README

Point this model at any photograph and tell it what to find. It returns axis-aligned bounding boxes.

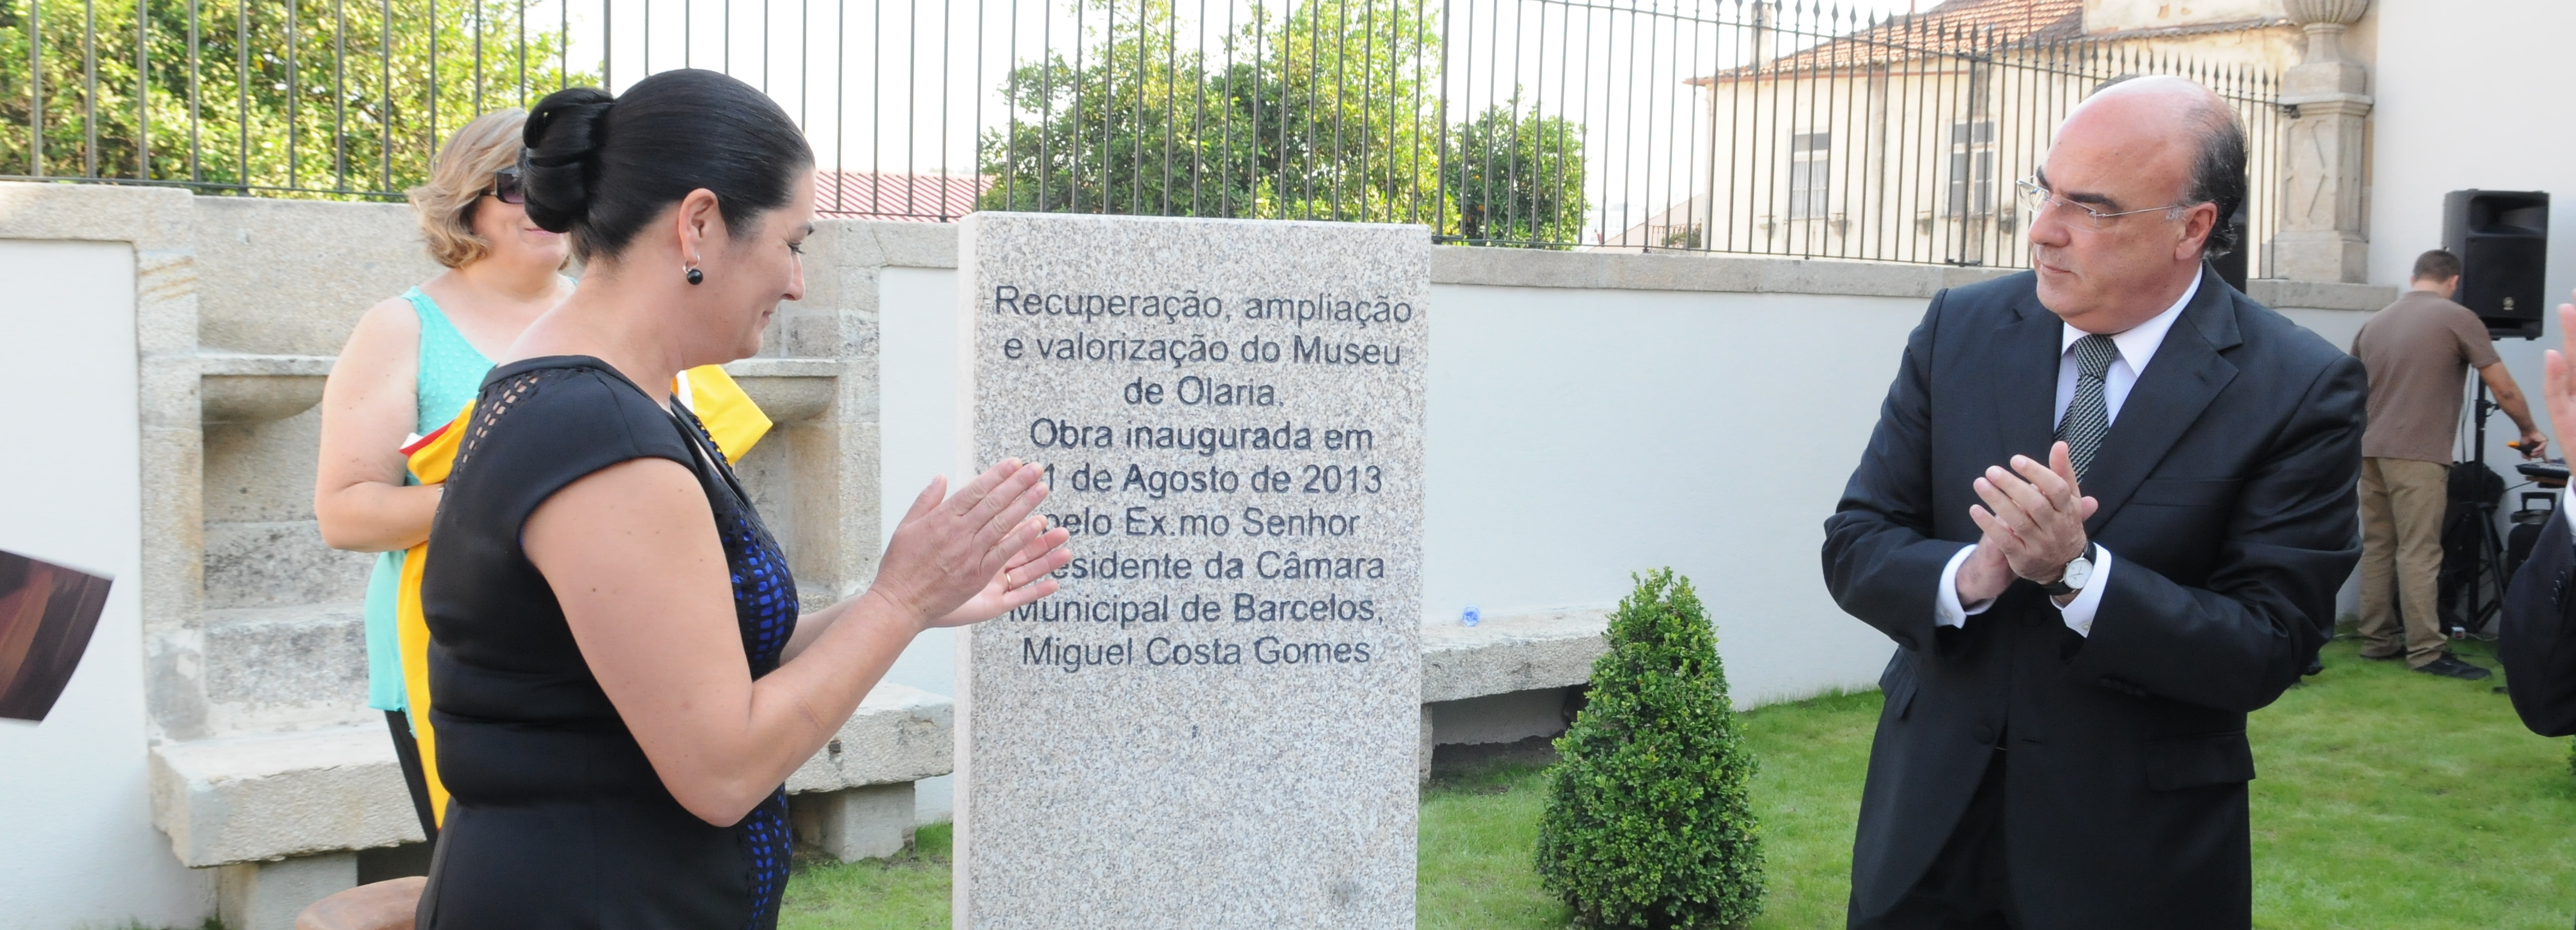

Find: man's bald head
[2062,75,2248,257]
[2026,75,2245,333]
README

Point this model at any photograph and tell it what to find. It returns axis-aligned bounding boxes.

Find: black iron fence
[1,0,2283,269]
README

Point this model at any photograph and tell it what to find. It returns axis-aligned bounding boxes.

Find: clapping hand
[868,459,1073,632]
[2543,298,2576,461]
[1969,442,2100,596]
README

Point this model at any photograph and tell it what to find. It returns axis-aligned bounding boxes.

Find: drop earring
[684,265,704,285]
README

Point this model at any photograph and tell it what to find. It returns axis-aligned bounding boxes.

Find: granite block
[199,602,373,734]
[957,212,1428,929]
[1419,607,1611,702]
[2247,276,2398,312]
[192,198,436,355]
[789,783,917,862]
[783,683,957,792]
[151,725,424,867]
[202,409,327,524]
[203,519,373,608]
[217,851,359,930]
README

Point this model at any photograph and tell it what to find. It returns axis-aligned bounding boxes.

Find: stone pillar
[2274,0,2373,284]
[790,783,917,861]
[215,852,358,930]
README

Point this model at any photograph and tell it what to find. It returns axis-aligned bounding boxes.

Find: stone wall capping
[0,180,196,245]
[198,600,364,627]
[186,351,843,424]
[200,353,335,424]
[2248,277,2397,312]
[199,353,337,376]
[721,356,843,378]
[1429,245,2019,298]
[781,683,956,793]
[719,356,842,423]
[826,219,962,269]
[1421,607,1611,704]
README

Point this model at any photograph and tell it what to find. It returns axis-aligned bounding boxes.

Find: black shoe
[2357,650,2404,662]
[2412,656,2494,680]
[2303,655,2325,676]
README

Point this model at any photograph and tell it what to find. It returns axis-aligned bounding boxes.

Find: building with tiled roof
[1603,0,2306,272]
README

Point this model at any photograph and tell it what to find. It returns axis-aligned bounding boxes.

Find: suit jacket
[2502,509,2576,736]
[1820,265,2365,929]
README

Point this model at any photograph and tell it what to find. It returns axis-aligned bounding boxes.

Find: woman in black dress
[414,70,1070,928]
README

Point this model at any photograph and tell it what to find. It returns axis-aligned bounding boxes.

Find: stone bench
[151,683,954,930]
[1417,607,1610,781]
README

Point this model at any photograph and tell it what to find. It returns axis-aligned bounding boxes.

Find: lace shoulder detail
[439,358,697,531]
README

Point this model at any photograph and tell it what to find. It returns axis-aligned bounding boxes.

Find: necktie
[2058,334,2117,482]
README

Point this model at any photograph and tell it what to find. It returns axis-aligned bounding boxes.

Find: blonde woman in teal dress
[314,108,571,836]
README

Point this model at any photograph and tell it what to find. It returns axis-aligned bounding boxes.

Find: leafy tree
[1444,98,1584,244]
[1538,568,1765,929]
[0,0,589,197]
[976,0,1584,246]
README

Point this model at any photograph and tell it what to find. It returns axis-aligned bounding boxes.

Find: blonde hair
[408,109,530,268]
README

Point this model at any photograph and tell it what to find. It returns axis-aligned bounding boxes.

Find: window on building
[1789,131,1831,220]
[1947,121,1995,217]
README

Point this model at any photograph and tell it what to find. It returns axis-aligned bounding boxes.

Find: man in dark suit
[2503,301,2576,740]
[1820,75,2367,929]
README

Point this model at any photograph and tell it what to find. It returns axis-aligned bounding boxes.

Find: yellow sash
[394,365,772,825]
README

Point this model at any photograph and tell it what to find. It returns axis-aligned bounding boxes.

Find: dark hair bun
[509,71,812,261]
[520,87,615,234]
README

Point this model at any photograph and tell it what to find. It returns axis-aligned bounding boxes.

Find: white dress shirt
[1933,274,2202,636]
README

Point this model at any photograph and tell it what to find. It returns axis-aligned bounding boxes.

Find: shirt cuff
[2052,546,2115,637]
[1935,545,1996,628]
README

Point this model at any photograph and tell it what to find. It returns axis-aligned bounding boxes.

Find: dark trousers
[1858,749,2019,930]
[386,709,440,842]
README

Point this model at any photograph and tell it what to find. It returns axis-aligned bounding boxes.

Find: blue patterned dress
[680,400,799,923]
[415,356,798,929]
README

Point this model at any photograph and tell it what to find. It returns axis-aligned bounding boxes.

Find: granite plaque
[955,212,1428,928]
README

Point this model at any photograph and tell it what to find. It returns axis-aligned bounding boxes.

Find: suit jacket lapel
[1990,293,2064,468]
[2082,265,2244,535]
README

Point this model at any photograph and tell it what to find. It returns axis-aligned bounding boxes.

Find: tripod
[2442,379,2512,638]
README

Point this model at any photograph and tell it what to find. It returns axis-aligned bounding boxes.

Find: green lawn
[781,637,2576,929]
[780,822,955,930]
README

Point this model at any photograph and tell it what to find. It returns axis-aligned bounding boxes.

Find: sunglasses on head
[486,166,526,205]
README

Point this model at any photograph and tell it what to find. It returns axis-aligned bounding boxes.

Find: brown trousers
[2357,457,2451,668]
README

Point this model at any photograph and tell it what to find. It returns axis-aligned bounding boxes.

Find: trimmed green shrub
[1536,568,1764,928]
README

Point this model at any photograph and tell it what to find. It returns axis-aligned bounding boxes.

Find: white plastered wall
[0,240,213,928]
[2367,0,2576,462]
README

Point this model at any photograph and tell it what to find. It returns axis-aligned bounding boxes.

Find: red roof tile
[815,171,989,222]
[1692,0,2085,84]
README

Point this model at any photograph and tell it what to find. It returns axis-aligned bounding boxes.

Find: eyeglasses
[486,166,526,205]
[2014,176,2188,229]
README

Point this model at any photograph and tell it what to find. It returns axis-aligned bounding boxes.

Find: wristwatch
[2041,547,2095,597]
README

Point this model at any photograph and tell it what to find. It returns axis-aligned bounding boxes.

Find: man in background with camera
[2348,248,2548,680]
